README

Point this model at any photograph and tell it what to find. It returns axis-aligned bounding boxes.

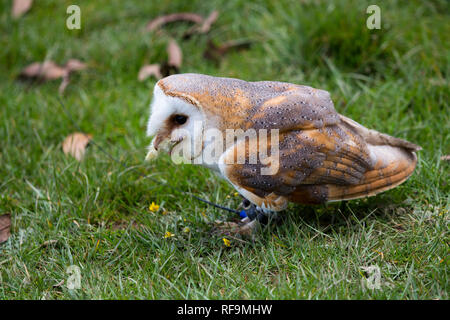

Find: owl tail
[327,116,421,201]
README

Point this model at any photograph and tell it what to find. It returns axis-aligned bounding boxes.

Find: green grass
[0,0,448,299]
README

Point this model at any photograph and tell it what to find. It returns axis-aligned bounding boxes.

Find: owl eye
[173,114,188,125]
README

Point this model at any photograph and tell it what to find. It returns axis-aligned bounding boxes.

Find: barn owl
[145,74,420,234]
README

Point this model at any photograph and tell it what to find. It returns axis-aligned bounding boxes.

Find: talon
[242,198,251,209]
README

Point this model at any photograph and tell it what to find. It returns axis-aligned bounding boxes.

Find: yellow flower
[164,231,175,238]
[183,227,190,233]
[149,202,160,212]
[223,238,231,247]
[234,192,239,197]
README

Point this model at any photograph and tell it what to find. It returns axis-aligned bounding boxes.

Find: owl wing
[219,89,418,209]
[219,122,371,210]
[244,83,341,132]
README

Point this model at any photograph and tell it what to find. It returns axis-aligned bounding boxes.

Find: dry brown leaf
[42,239,58,247]
[65,59,88,72]
[158,40,183,77]
[183,10,219,39]
[19,59,87,94]
[441,155,450,161]
[138,64,162,81]
[167,39,182,69]
[12,0,33,18]
[20,59,87,81]
[199,10,219,33]
[58,75,70,95]
[183,10,219,38]
[145,12,203,32]
[62,132,92,161]
[0,214,11,244]
[20,61,68,80]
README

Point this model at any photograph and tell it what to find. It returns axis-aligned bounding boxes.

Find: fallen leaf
[138,64,162,81]
[41,239,58,247]
[183,10,219,38]
[0,214,11,244]
[159,40,183,77]
[204,39,252,63]
[19,59,87,94]
[441,155,450,161]
[12,0,33,18]
[145,12,203,32]
[62,132,92,161]
[65,59,87,72]
[167,39,182,69]
[58,75,70,95]
[199,10,219,33]
[20,61,67,81]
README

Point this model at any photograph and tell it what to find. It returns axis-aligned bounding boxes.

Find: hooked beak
[145,132,183,162]
[145,129,167,162]
[145,139,159,161]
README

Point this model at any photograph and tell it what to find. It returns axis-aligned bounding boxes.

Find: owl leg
[231,205,279,236]
[240,203,279,227]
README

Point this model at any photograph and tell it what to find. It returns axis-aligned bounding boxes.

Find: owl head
[145,76,207,162]
[145,73,251,162]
